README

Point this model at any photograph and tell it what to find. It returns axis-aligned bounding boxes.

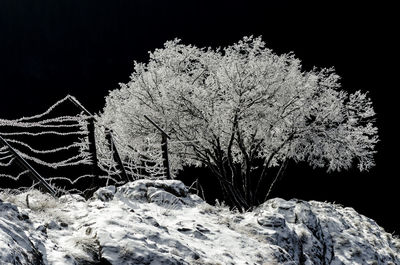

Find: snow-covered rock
[250,198,400,264]
[0,199,43,264]
[0,180,399,265]
[92,185,116,202]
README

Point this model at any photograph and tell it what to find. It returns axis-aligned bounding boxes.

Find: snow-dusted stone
[116,179,150,202]
[59,193,86,203]
[115,179,199,208]
[92,185,116,202]
[0,200,43,264]
[147,187,184,208]
[257,214,286,228]
[46,220,61,230]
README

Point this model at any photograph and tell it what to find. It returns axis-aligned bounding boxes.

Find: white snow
[1,180,399,265]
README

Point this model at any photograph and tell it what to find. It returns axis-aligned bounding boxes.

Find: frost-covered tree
[98,36,378,210]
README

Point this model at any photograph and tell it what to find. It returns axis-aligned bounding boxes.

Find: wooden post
[105,129,129,182]
[66,95,100,197]
[66,95,99,177]
[85,116,100,197]
[87,117,99,177]
[161,134,171,179]
[0,136,57,197]
[143,115,171,179]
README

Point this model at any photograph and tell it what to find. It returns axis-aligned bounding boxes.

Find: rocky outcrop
[1,180,399,265]
[245,198,400,264]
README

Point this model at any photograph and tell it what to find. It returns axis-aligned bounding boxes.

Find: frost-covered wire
[4,139,84,154]
[0,96,101,196]
[0,145,9,152]
[0,118,84,128]
[0,154,13,161]
[47,174,96,185]
[1,95,71,122]
[96,126,166,181]
[19,152,91,168]
[1,94,172,195]
[0,131,86,136]
[0,157,15,167]
[0,170,29,181]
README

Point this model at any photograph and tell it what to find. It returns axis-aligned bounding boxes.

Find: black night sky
[0,1,397,234]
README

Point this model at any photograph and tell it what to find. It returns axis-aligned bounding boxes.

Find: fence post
[161,134,171,179]
[85,116,101,197]
[143,115,171,179]
[67,95,101,197]
[105,128,129,183]
[87,117,99,178]
[0,136,57,197]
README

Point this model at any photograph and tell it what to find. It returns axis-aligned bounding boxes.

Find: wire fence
[99,130,168,180]
[0,95,170,198]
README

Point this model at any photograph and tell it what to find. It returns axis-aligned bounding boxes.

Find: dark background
[0,1,397,234]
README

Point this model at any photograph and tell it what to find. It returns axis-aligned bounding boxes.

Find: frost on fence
[95,128,169,181]
[0,96,115,196]
[0,95,178,196]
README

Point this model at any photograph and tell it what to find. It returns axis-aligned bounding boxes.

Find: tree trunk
[264,159,289,201]
[208,162,249,211]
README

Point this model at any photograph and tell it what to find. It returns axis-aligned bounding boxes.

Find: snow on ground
[1,179,399,265]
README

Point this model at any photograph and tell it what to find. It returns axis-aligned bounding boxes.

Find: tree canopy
[98,36,378,209]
